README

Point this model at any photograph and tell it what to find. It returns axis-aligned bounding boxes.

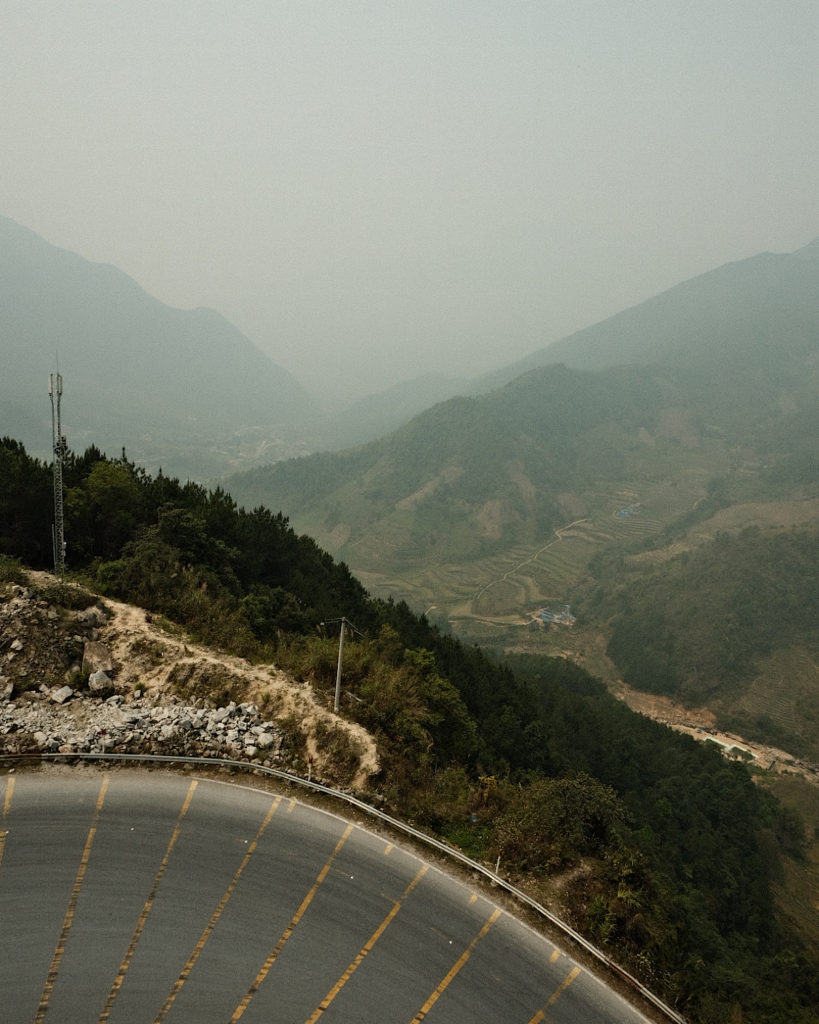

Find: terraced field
[356,489,670,648]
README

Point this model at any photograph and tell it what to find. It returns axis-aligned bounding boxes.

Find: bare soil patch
[13,572,379,790]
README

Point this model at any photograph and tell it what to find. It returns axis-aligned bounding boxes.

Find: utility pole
[334,619,346,714]
[321,617,363,714]
[48,372,66,576]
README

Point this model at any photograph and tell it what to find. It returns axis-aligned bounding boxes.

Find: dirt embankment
[2,572,379,791]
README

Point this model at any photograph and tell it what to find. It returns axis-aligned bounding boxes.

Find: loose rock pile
[0,692,284,763]
[0,581,285,765]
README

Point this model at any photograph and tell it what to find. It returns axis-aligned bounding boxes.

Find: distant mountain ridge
[0,215,313,476]
[221,237,819,768]
[474,237,819,390]
[226,236,819,571]
[305,373,471,451]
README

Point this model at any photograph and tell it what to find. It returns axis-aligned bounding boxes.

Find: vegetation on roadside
[2,436,818,1024]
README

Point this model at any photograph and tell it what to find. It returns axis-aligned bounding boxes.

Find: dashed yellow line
[304,864,429,1023]
[152,795,282,1023]
[409,907,502,1022]
[229,822,354,1023]
[526,965,581,1023]
[97,779,198,1022]
[35,775,110,1023]
[2,775,13,817]
[0,775,14,872]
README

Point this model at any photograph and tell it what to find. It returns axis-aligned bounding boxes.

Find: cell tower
[48,372,67,575]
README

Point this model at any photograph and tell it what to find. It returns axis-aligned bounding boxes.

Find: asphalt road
[0,768,651,1023]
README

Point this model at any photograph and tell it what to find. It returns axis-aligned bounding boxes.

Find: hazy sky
[4,2,817,401]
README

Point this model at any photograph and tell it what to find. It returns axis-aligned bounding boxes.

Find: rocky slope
[0,572,378,790]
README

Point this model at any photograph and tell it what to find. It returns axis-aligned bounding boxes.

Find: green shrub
[0,555,26,585]
[33,582,96,610]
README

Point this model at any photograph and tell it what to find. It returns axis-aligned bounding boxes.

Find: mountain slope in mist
[225,238,819,571]
[0,215,313,476]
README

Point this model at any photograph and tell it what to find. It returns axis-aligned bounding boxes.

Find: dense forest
[1,436,818,1024]
[595,527,819,760]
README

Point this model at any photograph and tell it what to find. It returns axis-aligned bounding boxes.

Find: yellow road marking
[304,864,429,1023]
[35,776,110,1023]
[229,823,354,1023]
[97,779,198,1022]
[0,776,13,872]
[526,965,581,1023]
[2,775,13,817]
[152,795,282,1023]
[549,949,561,964]
[409,907,502,1022]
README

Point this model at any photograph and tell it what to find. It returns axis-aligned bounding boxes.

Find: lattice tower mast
[48,372,66,575]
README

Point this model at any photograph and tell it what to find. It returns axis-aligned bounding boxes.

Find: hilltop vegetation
[2,436,819,1023]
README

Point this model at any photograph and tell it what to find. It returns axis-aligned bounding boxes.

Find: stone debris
[88,670,113,695]
[0,574,379,790]
[0,580,285,764]
[0,690,284,762]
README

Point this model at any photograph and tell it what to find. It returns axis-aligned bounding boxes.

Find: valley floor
[612,680,819,786]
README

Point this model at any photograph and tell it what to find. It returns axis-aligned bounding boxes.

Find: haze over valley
[3,213,817,768]
[3,219,819,1024]
[3,5,819,1019]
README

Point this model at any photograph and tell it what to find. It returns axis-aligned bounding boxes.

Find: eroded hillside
[0,571,378,790]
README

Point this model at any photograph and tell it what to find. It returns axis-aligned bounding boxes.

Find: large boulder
[82,641,114,675]
[88,670,113,695]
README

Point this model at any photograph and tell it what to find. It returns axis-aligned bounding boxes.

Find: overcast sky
[3,1,817,401]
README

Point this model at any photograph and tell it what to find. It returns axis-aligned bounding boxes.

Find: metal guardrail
[1,750,689,1024]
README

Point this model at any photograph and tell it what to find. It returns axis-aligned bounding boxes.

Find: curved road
[0,768,650,1023]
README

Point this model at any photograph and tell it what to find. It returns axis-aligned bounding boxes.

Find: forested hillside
[226,323,817,578]
[597,526,819,758]
[2,436,818,1024]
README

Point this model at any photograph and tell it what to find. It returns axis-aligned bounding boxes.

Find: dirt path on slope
[25,573,380,789]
